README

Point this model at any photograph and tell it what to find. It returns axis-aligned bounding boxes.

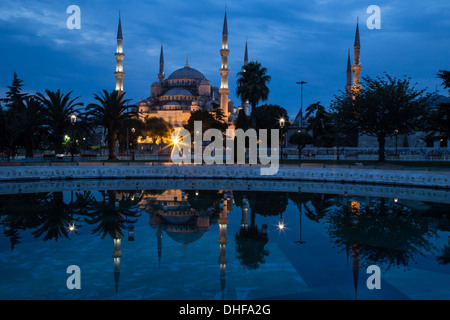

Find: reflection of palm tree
[0,193,45,248]
[235,226,269,270]
[84,191,125,239]
[32,192,73,241]
[84,190,142,239]
[289,192,334,223]
[234,192,269,270]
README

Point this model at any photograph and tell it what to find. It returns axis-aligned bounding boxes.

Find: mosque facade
[114,9,236,131]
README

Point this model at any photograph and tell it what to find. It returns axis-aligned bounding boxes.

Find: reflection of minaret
[351,243,360,300]
[351,18,362,95]
[157,228,163,267]
[241,196,249,229]
[115,13,125,92]
[113,231,123,296]
[218,194,229,299]
[219,6,230,120]
[158,41,165,83]
[242,39,250,116]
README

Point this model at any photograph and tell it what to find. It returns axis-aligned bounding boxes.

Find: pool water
[0,181,449,300]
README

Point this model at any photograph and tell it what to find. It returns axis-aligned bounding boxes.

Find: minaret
[242,39,250,116]
[244,39,248,66]
[351,18,362,94]
[115,13,125,92]
[345,49,352,96]
[158,41,165,83]
[351,243,360,300]
[218,194,229,300]
[219,7,230,121]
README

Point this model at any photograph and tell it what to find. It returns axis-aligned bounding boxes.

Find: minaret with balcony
[219,7,230,121]
[115,13,125,92]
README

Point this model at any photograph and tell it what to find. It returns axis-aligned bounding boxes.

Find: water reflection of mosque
[111,189,237,299]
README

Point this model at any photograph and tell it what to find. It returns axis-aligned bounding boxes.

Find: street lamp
[394,129,399,155]
[296,81,307,130]
[131,127,136,161]
[70,114,77,162]
[279,117,285,161]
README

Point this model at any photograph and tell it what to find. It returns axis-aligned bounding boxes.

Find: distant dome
[151,81,161,87]
[167,66,206,81]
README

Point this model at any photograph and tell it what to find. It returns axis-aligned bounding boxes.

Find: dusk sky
[0,0,449,120]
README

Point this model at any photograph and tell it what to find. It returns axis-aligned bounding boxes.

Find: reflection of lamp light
[68,221,76,232]
[128,225,135,241]
[278,213,285,231]
[394,198,398,203]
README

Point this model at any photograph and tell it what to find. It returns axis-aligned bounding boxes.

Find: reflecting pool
[0,179,449,300]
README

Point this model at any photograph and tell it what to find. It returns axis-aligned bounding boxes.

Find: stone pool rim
[0,163,449,189]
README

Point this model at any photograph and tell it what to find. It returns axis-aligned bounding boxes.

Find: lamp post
[70,114,77,162]
[296,81,307,130]
[279,118,285,162]
[294,206,306,245]
[68,190,76,233]
[394,129,399,155]
[131,127,136,161]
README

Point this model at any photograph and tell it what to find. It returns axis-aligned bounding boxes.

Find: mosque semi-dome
[167,66,206,81]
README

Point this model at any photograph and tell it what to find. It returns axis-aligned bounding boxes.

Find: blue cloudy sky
[0,0,449,120]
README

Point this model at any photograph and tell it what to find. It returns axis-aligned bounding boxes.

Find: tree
[332,74,430,161]
[0,73,29,160]
[36,89,84,154]
[236,61,271,128]
[289,131,313,161]
[235,108,251,131]
[426,70,450,140]
[251,104,289,147]
[184,110,228,135]
[252,104,288,130]
[142,116,173,153]
[437,70,450,92]
[86,90,134,160]
[304,102,336,147]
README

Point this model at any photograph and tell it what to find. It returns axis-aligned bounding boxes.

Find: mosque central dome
[167,66,206,81]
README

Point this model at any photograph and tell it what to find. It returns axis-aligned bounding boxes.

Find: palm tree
[36,89,84,154]
[19,96,48,158]
[236,61,271,128]
[86,90,134,160]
